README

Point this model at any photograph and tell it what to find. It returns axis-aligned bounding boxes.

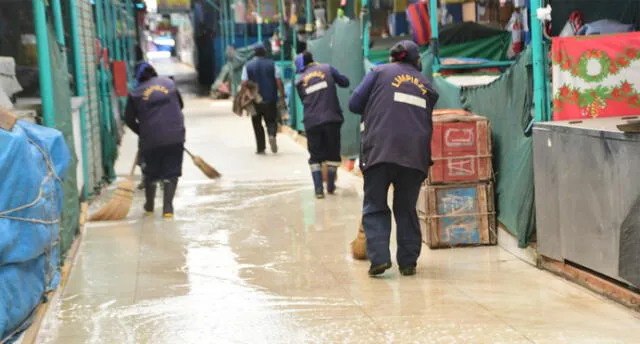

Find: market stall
[532,0,640,290]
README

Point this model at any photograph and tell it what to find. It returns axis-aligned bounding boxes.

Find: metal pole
[95,0,116,179]
[126,0,136,83]
[51,0,65,46]
[244,0,248,47]
[305,0,312,33]
[257,0,262,42]
[32,0,56,128]
[222,0,229,49]
[429,0,439,73]
[362,0,369,60]
[69,0,91,200]
[530,0,546,122]
[230,0,236,45]
[219,1,226,65]
[278,0,284,62]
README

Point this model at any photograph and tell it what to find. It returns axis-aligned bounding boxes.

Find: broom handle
[130,151,139,176]
[184,148,195,159]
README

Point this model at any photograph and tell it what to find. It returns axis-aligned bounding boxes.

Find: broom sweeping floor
[36,97,640,343]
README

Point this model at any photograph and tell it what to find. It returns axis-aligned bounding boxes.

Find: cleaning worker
[241,43,286,154]
[124,62,186,218]
[294,51,350,198]
[348,41,439,277]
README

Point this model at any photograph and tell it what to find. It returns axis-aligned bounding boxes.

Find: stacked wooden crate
[418,109,497,249]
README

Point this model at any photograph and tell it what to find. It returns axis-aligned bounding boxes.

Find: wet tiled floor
[36,86,640,343]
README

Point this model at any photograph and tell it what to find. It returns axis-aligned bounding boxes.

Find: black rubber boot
[368,262,392,277]
[143,179,156,214]
[162,178,178,218]
[310,164,324,199]
[399,265,417,276]
[326,165,338,195]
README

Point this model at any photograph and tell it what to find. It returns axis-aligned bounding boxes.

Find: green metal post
[429,0,439,73]
[305,0,312,32]
[229,0,235,45]
[257,0,262,42]
[244,0,248,47]
[362,0,369,60]
[222,0,228,48]
[219,1,226,65]
[69,0,91,200]
[95,0,116,179]
[51,0,65,46]
[32,0,56,128]
[126,0,136,84]
[530,0,547,122]
[278,0,284,62]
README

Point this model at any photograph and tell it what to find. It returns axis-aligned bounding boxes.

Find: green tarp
[422,47,536,247]
[49,24,80,259]
[306,18,364,158]
[439,33,511,61]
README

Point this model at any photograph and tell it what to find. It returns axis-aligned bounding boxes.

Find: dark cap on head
[389,40,421,70]
[254,43,267,57]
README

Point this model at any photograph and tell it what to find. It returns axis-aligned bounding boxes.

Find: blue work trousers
[362,163,426,268]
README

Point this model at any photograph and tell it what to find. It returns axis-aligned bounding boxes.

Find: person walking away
[124,62,186,218]
[294,51,350,198]
[241,43,286,154]
[348,41,439,277]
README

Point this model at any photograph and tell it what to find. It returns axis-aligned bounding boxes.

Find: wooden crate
[429,109,492,184]
[418,182,497,249]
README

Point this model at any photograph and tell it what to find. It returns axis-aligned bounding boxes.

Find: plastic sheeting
[0,120,70,341]
[422,47,536,247]
[306,18,364,158]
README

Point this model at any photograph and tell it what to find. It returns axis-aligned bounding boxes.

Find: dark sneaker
[399,266,417,276]
[269,136,278,153]
[256,150,266,155]
[368,262,392,276]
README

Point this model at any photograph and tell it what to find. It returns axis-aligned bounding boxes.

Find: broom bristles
[88,178,136,221]
[192,155,221,179]
[351,221,368,260]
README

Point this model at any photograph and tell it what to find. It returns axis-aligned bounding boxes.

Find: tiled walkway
[36,84,640,343]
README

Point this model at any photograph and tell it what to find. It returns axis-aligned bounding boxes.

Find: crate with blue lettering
[417,182,496,249]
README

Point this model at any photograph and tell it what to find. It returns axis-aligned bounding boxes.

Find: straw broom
[88,154,138,222]
[351,219,368,260]
[184,148,221,179]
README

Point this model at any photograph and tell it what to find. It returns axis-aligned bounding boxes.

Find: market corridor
[36,78,640,344]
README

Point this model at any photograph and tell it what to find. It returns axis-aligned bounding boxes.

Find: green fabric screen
[422,47,536,247]
[49,24,80,260]
[439,33,511,61]
[306,18,365,158]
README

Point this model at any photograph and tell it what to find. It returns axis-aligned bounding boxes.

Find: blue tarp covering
[0,120,70,341]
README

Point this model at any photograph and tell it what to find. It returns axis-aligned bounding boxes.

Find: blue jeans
[362,163,426,268]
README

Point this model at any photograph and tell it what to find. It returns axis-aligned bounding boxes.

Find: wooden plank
[539,256,640,311]
[427,186,439,248]
[478,183,489,244]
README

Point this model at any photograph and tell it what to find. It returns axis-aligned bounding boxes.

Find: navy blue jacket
[245,57,279,103]
[125,77,185,151]
[296,63,350,130]
[349,63,439,174]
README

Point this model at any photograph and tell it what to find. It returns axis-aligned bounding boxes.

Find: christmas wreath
[575,50,613,83]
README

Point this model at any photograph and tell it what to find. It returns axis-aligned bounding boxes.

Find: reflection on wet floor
[36,85,640,343]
